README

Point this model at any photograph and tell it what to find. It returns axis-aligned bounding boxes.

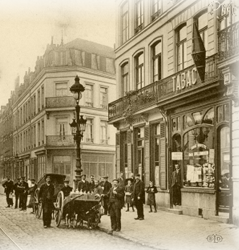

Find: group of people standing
[2,176,37,212]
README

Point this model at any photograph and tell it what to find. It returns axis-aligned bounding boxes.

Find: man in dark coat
[39,175,55,228]
[118,172,125,207]
[132,174,145,220]
[88,175,95,193]
[2,177,14,208]
[61,180,73,197]
[171,164,182,206]
[13,178,21,209]
[19,177,28,211]
[77,174,89,193]
[108,179,124,232]
[102,176,112,215]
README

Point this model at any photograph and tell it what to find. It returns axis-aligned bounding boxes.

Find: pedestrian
[28,179,37,214]
[146,181,158,213]
[108,179,124,232]
[94,180,103,196]
[101,176,112,215]
[61,180,73,197]
[88,175,95,193]
[2,177,14,208]
[132,174,145,220]
[118,172,125,188]
[125,179,134,212]
[39,175,55,228]
[78,174,89,193]
[19,177,28,211]
[13,178,21,209]
[171,164,182,207]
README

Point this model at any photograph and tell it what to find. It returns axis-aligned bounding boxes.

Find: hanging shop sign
[172,152,183,160]
[172,67,197,92]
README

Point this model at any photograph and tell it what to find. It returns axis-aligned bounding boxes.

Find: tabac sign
[172,67,197,92]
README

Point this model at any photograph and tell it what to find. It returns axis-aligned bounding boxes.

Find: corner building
[109,0,239,223]
[12,38,116,184]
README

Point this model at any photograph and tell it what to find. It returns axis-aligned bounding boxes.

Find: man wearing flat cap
[61,180,73,197]
[39,175,55,228]
[132,174,145,220]
[77,174,89,193]
[102,176,112,215]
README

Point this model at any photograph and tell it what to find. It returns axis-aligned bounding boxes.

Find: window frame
[135,52,144,90]
[135,0,144,34]
[176,24,187,71]
[121,1,129,43]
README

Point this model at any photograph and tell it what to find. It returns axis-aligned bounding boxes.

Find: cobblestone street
[0,195,153,250]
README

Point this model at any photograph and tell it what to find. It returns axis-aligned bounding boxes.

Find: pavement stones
[99,207,239,250]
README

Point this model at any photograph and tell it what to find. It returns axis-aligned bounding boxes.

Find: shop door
[218,126,231,213]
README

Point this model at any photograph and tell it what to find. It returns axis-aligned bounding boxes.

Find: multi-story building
[109,0,238,224]
[10,38,116,184]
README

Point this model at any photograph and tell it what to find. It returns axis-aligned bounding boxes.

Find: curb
[98,225,160,250]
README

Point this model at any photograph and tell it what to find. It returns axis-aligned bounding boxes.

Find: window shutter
[160,123,166,189]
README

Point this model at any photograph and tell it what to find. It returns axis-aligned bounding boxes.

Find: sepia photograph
[0,0,238,249]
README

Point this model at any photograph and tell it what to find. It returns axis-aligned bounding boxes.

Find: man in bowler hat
[132,174,145,220]
[101,176,112,215]
[77,174,89,193]
[39,175,55,228]
[2,177,14,208]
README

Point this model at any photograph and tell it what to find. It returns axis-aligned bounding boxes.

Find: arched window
[135,52,144,89]
[121,62,130,95]
[151,40,162,82]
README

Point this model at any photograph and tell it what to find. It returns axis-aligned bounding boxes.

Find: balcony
[109,55,219,122]
[46,135,75,147]
[218,21,239,62]
[46,96,75,109]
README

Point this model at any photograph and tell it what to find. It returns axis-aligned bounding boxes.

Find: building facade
[109,0,239,224]
[2,38,116,184]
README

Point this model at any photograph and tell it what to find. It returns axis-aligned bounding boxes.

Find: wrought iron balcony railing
[218,21,239,61]
[108,54,219,122]
[46,96,75,109]
[46,135,75,147]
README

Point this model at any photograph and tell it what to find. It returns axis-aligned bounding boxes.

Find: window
[100,121,108,144]
[122,62,130,95]
[56,118,68,139]
[135,0,144,33]
[135,53,144,89]
[152,0,162,21]
[134,127,144,176]
[33,95,36,115]
[120,132,128,172]
[196,11,208,57]
[37,89,41,111]
[85,84,93,107]
[151,123,160,183]
[41,120,44,145]
[53,156,71,179]
[56,83,68,97]
[152,41,162,82]
[177,24,187,71]
[85,119,94,143]
[100,87,108,109]
[38,122,41,146]
[38,155,46,180]
[41,85,44,108]
[122,1,129,43]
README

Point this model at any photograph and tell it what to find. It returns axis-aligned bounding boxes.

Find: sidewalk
[99,206,239,250]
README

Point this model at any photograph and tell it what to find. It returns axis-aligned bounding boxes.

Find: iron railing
[218,21,239,61]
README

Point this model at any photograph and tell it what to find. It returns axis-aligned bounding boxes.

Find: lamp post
[69,75,87,188]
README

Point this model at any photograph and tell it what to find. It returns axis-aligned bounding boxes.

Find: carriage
[34,173,66,219]
[54,191,102,229]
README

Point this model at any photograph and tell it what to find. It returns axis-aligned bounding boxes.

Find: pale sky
[0,0,116,107]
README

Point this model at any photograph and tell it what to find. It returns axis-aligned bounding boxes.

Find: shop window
[176,24,187,71]
[53,156,71,179]
[183,114,194,129]
[183,126,215,188]
[135,0,144,34]
[217,103,230,123]
[151,0,162,21]
[134,127,144,176]
[135,52,144,90]
[152,40,162,82]
[202,108,214,124]
[218,126,230,189]
[192,112,203,125]
[121,1,129,44]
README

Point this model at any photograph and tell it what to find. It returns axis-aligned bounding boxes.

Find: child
[146,181,158,213]
[125,179,134,212]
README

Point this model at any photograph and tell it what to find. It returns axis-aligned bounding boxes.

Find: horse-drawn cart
[54,192,102,229]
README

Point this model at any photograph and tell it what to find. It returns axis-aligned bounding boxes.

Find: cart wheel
[55,191,64,227]
[36,202,43,219]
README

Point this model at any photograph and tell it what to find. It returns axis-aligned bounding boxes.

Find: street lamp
[69,75,87,188]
